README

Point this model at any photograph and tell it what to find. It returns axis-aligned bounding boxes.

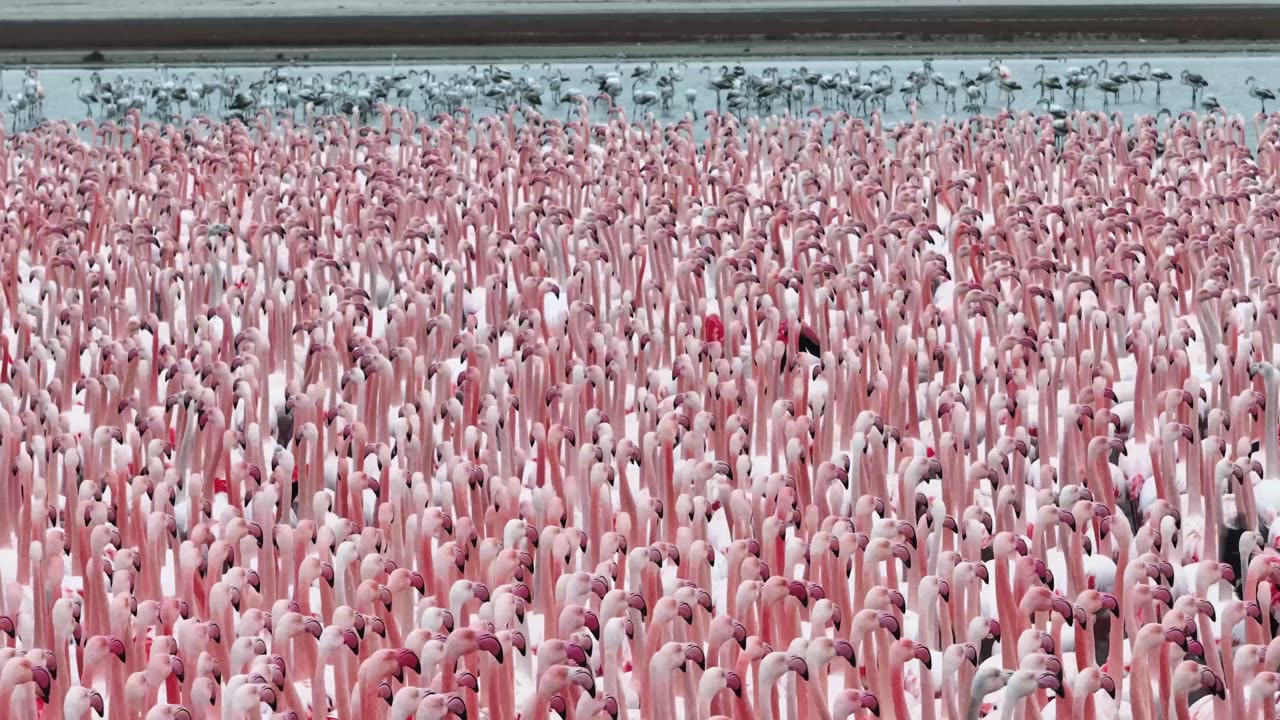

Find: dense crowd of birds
[1,53,1280,720]
[0,56,1262,131]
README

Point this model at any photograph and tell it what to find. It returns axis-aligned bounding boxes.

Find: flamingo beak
[32,667,51,703]
[378,682,394,707]
[628,593,648,621]
[1101,674,1116,698]
[455,671,480,693]
[1197,599,1216,622]
[1186,639,1205,658]
[477,632,505,664]
[108,637,127,662]
[725,670,744,697]
[878,613,902,640]
[1038,672,1064,699]
[565,643,589,667]
[1220,564,1236,584]
[834,640,856,665]
[788,581,809,608]
[1073,606,1089,630]
[575,669,597,698]
[395,649,421,674]
[891,544,912,570]
[1051,597,1074,625]
[1247,602,1264,621]
[446,695,468,720]
[1205,671,1225,700]
[787,655,810,682]
[590,575,610,598]
[678,603,694,625]
[914,644,932,670]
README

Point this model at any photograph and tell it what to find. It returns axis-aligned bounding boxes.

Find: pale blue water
[4,53,1276,136]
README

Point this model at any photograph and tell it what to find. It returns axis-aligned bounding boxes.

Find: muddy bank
[4,2,1280,55]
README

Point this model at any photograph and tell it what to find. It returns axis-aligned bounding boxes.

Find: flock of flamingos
[0,54,1278,720]
[0,56,1249,130]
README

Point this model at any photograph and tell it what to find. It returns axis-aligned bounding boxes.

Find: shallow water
[5,52,1280,137]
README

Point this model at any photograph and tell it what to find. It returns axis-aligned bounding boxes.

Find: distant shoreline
[5,39,1280,69]
[5,4,1280,63]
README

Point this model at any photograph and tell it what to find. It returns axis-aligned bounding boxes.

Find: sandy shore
[4,1,1280,55]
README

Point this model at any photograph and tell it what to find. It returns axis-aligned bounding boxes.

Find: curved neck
[1174,693,1191,720]
[1001,693,1025,720]
[698,695,713,720]
[920,663,936,720]
[892,666,911,720]
[524,691,550,720]
[1265,373,1280,479]
[758,673,776,720]
[311,651,329,718]
[965,692,987,720]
